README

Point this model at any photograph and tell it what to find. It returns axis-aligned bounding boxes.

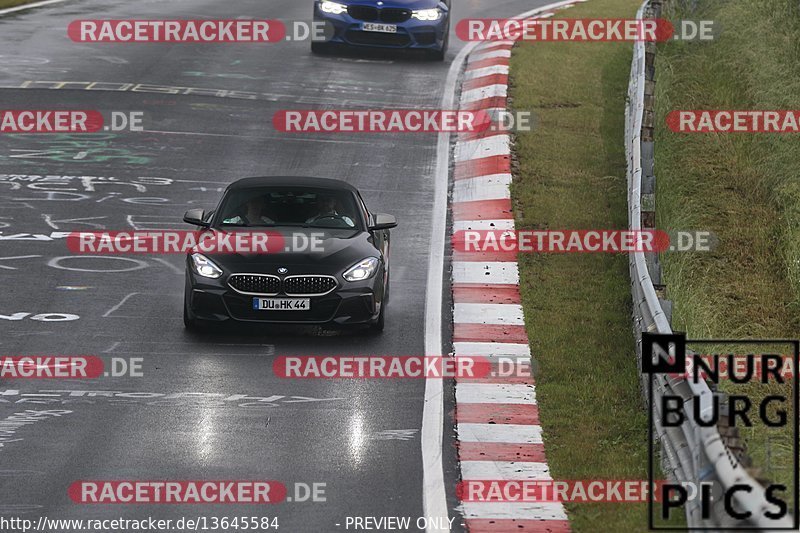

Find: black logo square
[642,332,686,374]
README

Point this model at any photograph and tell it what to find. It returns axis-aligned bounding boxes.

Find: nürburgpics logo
[642,332,799,529]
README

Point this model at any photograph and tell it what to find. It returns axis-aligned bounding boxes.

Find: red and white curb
[450,2,584,531]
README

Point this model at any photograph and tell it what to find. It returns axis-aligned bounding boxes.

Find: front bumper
[186,268,383,326]
[314,6,448,50]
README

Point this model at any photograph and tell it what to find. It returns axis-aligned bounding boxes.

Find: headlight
[320,1,348,15]
[412,8,441,21]
[343,257,380,282]
[190,253,223,279]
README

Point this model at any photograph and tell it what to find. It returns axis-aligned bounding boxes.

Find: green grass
[0,0,41,8]
[509,0,668,530]
[655,0,799,503]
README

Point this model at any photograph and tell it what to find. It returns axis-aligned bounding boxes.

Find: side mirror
[183,208,209,227]
[369,213,397,231]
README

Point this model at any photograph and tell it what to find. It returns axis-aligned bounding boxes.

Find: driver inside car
[224,197,276,226]
[306,195,355,227]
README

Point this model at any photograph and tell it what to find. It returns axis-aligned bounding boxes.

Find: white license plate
[362,23,397,33]
[253,298,311,311]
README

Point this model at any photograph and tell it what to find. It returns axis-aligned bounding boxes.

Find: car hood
[344,0,441,9]
[198,228,379,275]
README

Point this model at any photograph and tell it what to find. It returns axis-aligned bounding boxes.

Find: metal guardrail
[626,0,793,528]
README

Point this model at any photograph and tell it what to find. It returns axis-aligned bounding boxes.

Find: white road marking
[460,502,568,521]
[460,460,552,480]
[460,84,508,104]
[454,303,525,325]
[102,292,140,318]
[456,383,536,405]
[0,0,72,16]
[103,341,120,354]
[455,135,511,162]
[464,65,510,80]
[457,422,543,444]
[454,342,531,358]
[453,219,516,231]
[452,174,512,203]
[452,261,519,285]
[423,27,483,533]
[0,255,41,270]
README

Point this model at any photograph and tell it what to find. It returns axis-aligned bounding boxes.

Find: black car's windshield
[215,186,363,230]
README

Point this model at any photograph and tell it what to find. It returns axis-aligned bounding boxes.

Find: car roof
[226,176,360,193]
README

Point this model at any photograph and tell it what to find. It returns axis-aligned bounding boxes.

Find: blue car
[312,0,451,60]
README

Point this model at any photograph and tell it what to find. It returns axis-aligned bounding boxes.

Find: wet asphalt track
[0,0,550,530]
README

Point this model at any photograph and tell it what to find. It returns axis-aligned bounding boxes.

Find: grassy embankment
[656,0,799,501]
[0,0,42,9]
[510,0,659,529]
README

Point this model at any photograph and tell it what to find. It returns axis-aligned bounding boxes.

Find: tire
[311,42,328,55]
[370,303,385,333]
[370,272,388,332]
[183,289,208,332]
[183,297,199,331]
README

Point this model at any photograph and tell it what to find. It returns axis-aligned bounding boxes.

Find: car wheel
[370,303,385,333]
[183,292,202,332]
[311,42,329,55]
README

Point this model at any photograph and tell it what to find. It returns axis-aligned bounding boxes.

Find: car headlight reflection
[191,253,223,279]
[320,1,349,15]
[343,257,380,282]
[412,8,441,21]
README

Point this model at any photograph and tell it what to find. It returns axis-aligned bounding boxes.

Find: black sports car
[182,176,396,332]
